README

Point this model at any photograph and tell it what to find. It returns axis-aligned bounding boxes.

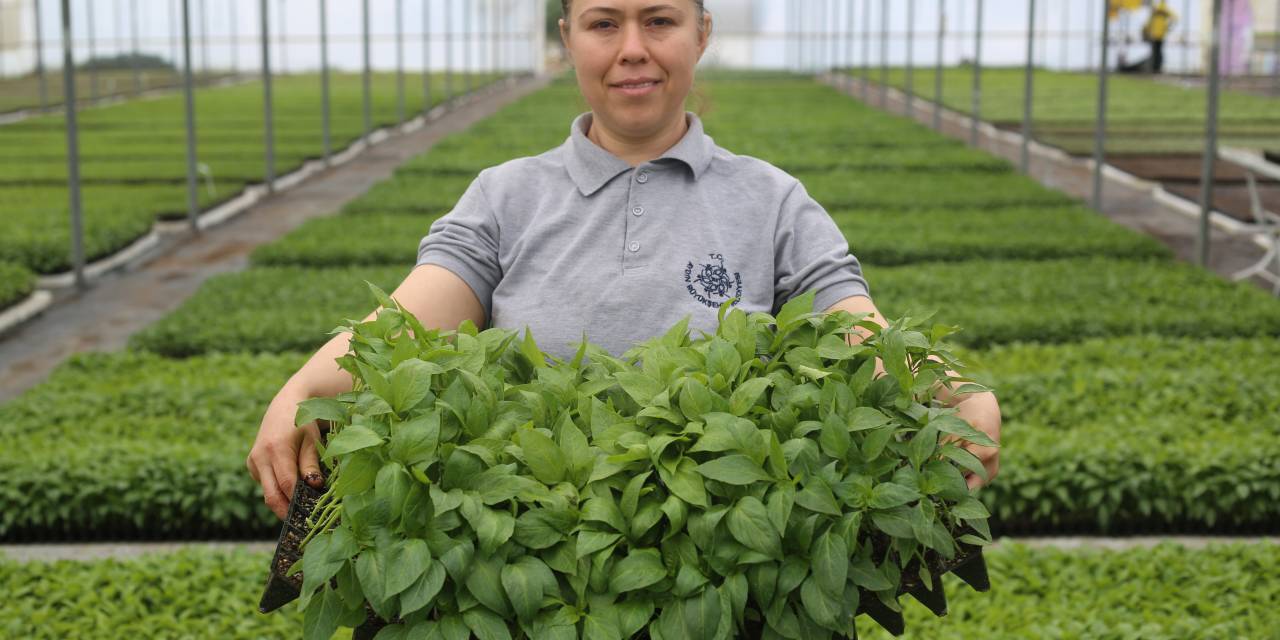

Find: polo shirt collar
[566,111,715,196]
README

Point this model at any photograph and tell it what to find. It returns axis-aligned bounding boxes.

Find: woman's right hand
[246,392,326,520]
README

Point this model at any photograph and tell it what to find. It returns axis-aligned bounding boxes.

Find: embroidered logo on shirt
[684,253,743,309]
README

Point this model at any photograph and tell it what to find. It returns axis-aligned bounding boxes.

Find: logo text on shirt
[684,253,743,309]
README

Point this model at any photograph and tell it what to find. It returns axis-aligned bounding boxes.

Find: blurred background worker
[1142,0,1178,73]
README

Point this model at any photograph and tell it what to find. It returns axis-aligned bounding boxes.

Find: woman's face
[560,1,711,140]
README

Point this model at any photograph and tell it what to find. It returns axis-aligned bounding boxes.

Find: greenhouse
[0,0,1278,638]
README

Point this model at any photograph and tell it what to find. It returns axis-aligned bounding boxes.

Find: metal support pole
[277,0,286,73]
[1091,0,1111,210]
[231,0,238,73]
[1182,0,1192,72]
[1086,0,1095,70]
[130,0,142,93]
[396,0,405,124]
[170,0,179,83]
[199,0,209,74]
[1061,1,1069,69]
[320,0,330,165]
[87,0,98,101]
[260,0,275,193]
[492,0,500,81]
[180,0,199,231]
[879,0,888,107]
[934,0,944,130]
[1021,0,1036,173]
[905,0,915,117]
[970,0,983,146]
[830,0,839,74]
[1272,0,1279,94]
[423,0,432,113]
[36,0,49,110]
[861,0,871,96]
[444,0,453,100]
[362,0,372,139]
[464,0,472,94]
[1197,0,1223,267]
[845,0,855,90]
[59,0,86,289]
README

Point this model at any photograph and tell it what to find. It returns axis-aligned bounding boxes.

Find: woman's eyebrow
[578,4,685,19]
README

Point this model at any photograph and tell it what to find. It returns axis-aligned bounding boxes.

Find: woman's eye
[649,17,675,27]
[591,20,616,30]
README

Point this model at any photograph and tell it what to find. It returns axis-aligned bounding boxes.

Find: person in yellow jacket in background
[1142,0,1178,73]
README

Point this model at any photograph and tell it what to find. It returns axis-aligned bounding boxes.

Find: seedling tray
[257,465,329,614]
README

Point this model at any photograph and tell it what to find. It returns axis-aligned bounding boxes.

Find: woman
[247,0,1001,520]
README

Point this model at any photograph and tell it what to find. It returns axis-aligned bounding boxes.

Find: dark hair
[560,0,708,30]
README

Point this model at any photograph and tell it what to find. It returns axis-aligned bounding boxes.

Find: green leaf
[575,530,622,559]
[518,429,567,485]
[502,557,555,622]
[795,479,841,516]
[300,529,354,608]
[818,412,851,459]
[679,378,715,421]
[514,508,574,550]
[727,496,781,558]
[388,359,440,414]
[355,549,388,607]
[615,372,664,405]
[664,457,709,508]
[799,575,843,631]
[729,377,774,416]
[870,507,915,539]
[696,455,772,485]
[775,290,816,333]
[861,426,895,461]
[324,424,384,458]
[951,496,991,520]
[689,413,758,456]
[385,538,432,597]
[302,588,344,640]
[582,495,627,534]
[388,412,441,466]
[521,330,548,368]
[848,407,892,432]
[464,607,513,640]
[869,482,922,510]
[609,548,668,593]
[399,561,447,617]
[931,414,999,448]
[811,531,848,596]
[908,422,939,470]
[295,397,346,427]
[465,555,512,618]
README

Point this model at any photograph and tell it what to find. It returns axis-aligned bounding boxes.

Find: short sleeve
[773,179,871,314]
[415,173,502,319]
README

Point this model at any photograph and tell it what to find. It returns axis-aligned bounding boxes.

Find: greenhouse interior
[0,0,1278,638]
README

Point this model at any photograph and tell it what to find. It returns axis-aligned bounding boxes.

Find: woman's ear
[559,18,572,57]
[697,12,713,56]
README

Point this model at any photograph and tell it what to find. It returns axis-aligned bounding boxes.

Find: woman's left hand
[950,392,1002,491]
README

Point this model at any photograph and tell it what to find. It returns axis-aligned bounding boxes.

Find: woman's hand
[246,391,326,520]
[948,391,1002,491]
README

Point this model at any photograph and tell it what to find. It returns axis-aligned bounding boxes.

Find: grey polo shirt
[416,111,870,360]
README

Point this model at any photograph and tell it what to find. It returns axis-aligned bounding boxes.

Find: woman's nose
[618,22,650,64]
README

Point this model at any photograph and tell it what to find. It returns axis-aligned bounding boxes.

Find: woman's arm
[824,295,1001,490]
[245,264,486,519]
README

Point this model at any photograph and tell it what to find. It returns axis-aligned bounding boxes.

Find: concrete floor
[0,75,551,404]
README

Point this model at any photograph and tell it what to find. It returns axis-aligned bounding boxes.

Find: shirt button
[628,241,641,252]
[637,171,649,184]
[632,206,644,216]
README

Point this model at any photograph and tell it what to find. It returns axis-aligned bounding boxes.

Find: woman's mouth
[611,79,662,97]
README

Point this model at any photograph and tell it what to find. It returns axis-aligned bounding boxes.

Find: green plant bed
[868,257,1280,348]
[964,335,1280,532]
[0,547,325,639]
[128,266,411,356]
[2,541,1275,639]
[0,200,157,275]
[0,351,306,540]
[0,262,36,312]
[799,170,1075,211]
[251,214,441,268]
[832,207,1173,266]
[339,174,478,216]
